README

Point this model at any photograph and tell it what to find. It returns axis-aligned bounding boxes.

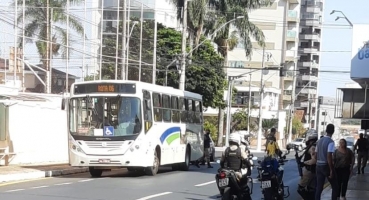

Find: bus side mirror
[61,98,66,110]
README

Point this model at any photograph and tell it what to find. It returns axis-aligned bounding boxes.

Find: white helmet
[229,133,240,145]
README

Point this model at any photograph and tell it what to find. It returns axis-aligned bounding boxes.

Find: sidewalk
[321,169,369,200]
[0,164,88,183]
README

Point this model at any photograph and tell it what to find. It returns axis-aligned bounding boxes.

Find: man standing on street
[201,130,213,168]
[314,124,339,200]
[354,133,369,174]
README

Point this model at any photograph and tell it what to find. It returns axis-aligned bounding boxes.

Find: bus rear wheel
[145,150,160,176]
[179,147,190,171]
[89,167,103,177]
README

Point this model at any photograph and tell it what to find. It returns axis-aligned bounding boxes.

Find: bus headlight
[70,143,85,154]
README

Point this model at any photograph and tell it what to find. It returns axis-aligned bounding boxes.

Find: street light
[330,10,353,27]
[165,16,245,90]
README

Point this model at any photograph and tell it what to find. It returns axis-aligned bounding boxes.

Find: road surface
[0,153,302,200]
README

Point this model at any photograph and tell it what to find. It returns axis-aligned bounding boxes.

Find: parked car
[288,138,306,151]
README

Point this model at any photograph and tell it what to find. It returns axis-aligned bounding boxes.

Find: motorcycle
[294,144,316,200]
[256,148,291,200]
[215,154,257,200]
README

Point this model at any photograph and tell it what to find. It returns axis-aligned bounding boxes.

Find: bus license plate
[98,159,111,163]
[261,180,271,189]
[218,178,229,187]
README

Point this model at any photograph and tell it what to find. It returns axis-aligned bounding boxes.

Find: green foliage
[204,116,218,142]
[100,18,227,108]
[292,117,305,137]
[231,109,249,131]
[261,118,278,137]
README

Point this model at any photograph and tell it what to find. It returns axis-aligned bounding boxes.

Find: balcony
[296,88,317,95]
[301,47,319,54]
[300,74,318,81]
[299,32,320,41]
[306,6,322,13]
[284,71,294,81]
[298,61,319,68]
[283,94,292,101]
[295,101,316,108]
[286,30,298,42]
[288,0,300,4]
[285,50,296,62]
[301,19,321,27]
[287,10,299,23]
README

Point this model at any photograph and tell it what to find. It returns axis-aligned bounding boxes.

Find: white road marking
[55,182,73,186]
[5,189,25,193]
[136,192,173,200]
[78,179,93,182]
[31,186,48,189]
[194,180,216,187]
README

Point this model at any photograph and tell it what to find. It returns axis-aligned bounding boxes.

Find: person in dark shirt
[354,133,369,174]
[201,130,213,168]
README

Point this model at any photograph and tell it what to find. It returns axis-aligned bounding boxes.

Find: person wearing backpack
[354,133,369,174]
[217,133,248,196]
[266,137,282,158]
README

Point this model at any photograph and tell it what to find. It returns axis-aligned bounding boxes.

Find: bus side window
[178,97,187,123]
[180,98,187,123]
[153,93,163,122]
[143,90,153,133]
[187,99,194,123]
[194,100,201,124]
[162,94,171,122]
[171,96,180,123]
[199,101,203,124]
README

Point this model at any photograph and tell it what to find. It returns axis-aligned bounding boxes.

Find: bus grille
[84,141,125,148]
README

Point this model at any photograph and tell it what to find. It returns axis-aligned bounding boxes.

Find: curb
[0,167,89,183]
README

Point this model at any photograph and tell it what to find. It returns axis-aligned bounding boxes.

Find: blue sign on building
[103,126,114,136]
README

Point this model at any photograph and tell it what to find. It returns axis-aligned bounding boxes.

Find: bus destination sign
[73,83,136,94]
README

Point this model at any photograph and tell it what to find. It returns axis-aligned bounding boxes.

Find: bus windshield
[69,96,142,137]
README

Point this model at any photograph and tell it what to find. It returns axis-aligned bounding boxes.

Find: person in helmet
[217,133,248,196]
[297,133,318,200]
[239,133,253,176]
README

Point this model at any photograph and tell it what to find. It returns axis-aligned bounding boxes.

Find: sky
[319,0,369,97]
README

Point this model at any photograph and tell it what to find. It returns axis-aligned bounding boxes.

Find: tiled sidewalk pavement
[321,169,369,200]
[0,164,88,183]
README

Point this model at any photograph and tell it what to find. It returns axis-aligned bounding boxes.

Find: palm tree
[169,0,208,48]
[15,0,84,93]
[205,0,271,146]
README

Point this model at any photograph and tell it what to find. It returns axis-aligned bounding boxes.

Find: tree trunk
[217,108,225,146]
[217,40,228,147]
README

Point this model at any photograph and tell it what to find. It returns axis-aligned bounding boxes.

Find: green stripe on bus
[167,133,180,145]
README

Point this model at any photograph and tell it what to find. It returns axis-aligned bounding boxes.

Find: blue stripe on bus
[160,127,181,144]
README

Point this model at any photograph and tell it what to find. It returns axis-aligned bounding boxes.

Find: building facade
[295,0,324,128]
[90,0,178,77]
[316,96,341,139]
[223,0,300,118]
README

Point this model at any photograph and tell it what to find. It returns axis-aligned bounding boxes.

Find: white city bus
[62,80,204,177]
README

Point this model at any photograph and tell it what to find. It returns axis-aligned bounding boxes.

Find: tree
[204,116,218,142]
[292,117,305,137]
[206,0,271,147]
[156,30,227,108]
[15,0,84,92]
[261,118,278,137]
[101,20,227,108]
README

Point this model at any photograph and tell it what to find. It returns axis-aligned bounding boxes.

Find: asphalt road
[0,152,302,200]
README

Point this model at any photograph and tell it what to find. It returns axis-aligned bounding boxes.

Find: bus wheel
[145,150,160,176]
[179,147,190,171]
[89,167,103,177]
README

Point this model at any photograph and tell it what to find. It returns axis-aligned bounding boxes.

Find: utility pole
[179,0,187,90]
[257,46,266,152]
[247,74,252,134]
[287,63,297,143]
[121,0,127,80]
[45,0,50,93]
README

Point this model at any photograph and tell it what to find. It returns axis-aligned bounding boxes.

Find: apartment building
[295,0,324,129]
[225,0,300,117]
[90,0,178,77]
